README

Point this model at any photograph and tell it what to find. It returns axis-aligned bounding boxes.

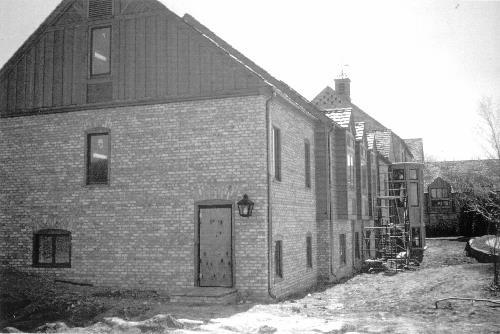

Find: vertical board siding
[53,29,64,106]
[7,68,16,112]
[34,38,45,108]
[177,27,189,95]
[212,50,224,92]
[145,16,157,98]
[112,21,121,100]
[73,26,87,105]
[188,31,200,96]
[200,45,212,94]
[223,57,235,91]
[63,28,74,106]
[0,79,7,113]
[25,48,36,109]
[15,57,26,110]
[235,67,247,90]
[1,11,267,116]
[124,18,136,99]
[166,18,177,97]
[157,16,167,96]
[118,19,126,100]
[135,17,146,99]
[43,31,54,107]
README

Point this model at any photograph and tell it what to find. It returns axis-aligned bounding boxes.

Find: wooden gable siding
[0,0,265,117]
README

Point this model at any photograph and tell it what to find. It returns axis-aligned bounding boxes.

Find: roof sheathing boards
[325,108,352,129]
[355,122,365,141]
[367,133,376,151]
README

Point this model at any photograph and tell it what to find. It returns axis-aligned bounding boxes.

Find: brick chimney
[334,78,351,102]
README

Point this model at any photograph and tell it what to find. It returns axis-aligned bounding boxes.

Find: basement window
[33,230,71,268]
[91,27,111,76]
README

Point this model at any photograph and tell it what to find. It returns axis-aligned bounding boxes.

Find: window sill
[32,264,71,268]
[85,182,110,188]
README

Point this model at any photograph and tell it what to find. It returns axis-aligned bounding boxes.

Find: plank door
[198,206,232,287]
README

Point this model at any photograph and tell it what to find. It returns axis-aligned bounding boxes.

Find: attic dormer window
[88,0,113,19]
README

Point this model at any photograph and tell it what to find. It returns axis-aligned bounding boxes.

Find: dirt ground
[1,238,499,333]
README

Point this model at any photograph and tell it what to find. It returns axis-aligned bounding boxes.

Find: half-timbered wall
[0,0,264,117]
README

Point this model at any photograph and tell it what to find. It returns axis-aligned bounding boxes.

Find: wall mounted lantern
[237,194,254,217]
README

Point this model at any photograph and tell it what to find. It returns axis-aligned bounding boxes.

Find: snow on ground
[485,236,500,249]
[2,239,499,333]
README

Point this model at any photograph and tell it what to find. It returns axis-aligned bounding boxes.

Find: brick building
[312,77,426,272]
[1,0,425,300]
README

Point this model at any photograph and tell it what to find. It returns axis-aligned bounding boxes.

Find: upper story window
[410,169,418,180]
[91,27,111,76]
[339,234,346,264]
[306,235,313,268]
[361,158,367,191]
[33,229,71,268]
[409,182,419,206]
[272,127,281,181]
[86,129,110,185]
[304,140,311,188]
[430,187,450,207]
[347,153,354,188]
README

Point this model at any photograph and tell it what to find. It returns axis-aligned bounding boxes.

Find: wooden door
[198,206,232,287]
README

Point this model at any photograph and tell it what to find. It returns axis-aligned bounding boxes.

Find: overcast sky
[1,0,499,161]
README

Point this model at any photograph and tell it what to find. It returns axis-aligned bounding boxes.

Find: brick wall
[0,95,271,298]
[269,97,317,298]
[333,129,348,220]
[314,125,331,279]
[330,219,353,280]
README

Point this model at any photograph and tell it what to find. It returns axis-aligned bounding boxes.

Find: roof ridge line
[182,13,319,121]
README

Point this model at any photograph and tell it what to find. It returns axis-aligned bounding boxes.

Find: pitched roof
[312,83,415,159]
[0,0,76,77]
[404,138,425,162]
[325,109,352,128]
[1,0,337,128]
[373,130,392,159]
[350,103,388,131]
[182,14,333,125]
[366,133,377,151]
[311,86,351,110]
[355,122,365,141]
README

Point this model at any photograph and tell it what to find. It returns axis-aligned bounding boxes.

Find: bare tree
[431,99,500,286]
[478,97,500,160]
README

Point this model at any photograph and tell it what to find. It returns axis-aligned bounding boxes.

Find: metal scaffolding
[364,169,412,271]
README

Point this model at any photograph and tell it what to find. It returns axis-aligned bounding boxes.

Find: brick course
[1,95,272,298]
[269,97,317,298]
